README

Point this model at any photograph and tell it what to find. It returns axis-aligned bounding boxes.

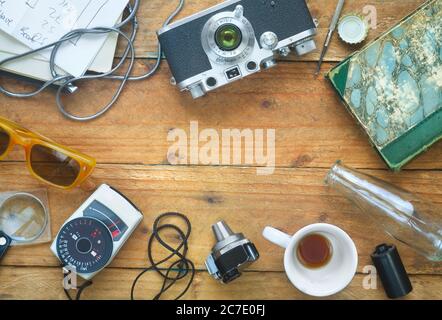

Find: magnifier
[0,193,48,260]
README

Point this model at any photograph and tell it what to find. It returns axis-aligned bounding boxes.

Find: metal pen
[315,0,345,76]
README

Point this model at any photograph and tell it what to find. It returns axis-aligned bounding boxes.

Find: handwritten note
[0,0,28,33]
[0,0,128,77]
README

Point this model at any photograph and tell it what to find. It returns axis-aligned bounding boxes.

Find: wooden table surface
[0,0,441,300]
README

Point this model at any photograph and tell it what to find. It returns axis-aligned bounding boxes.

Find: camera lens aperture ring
[201,6,255,65]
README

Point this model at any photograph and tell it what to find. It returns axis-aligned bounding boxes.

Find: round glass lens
[215,24,242,51]
[0,126,10,156]
[0,193,47,243]
[30,144,81,187]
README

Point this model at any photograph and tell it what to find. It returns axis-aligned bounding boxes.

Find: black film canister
[371,244,413,299]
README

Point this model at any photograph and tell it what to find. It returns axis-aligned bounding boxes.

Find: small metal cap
[338,14,369,45]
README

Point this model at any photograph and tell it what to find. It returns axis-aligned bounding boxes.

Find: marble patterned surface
[344,0,442,148]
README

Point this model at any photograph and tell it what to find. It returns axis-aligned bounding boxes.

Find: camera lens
[215,24,242,51]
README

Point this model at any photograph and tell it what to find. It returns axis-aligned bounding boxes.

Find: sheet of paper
[0,29,119,82]
[0,0,128,77]
[0,14,122,80]
[0,0,28,33]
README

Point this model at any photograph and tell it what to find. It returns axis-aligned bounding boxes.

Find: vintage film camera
[157,0,317,99]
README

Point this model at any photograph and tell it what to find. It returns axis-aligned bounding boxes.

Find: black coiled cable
[63,212,195,300]
[131,212,195,300]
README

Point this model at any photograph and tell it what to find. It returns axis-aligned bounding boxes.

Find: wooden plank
[0,266,440,300]
[120,0,428,61]
[0,163,440,274]
[1,62,442,170]
[0,0,439,301]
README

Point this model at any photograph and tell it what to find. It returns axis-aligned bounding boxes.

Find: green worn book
[327,0,442,170]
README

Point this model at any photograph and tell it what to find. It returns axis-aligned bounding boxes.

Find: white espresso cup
[263,223,358,297]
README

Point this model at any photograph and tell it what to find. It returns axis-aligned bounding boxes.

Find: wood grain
[0,266,440,300]
[0,163,441,275]
[0,0,440,300]
[1,62,441,170]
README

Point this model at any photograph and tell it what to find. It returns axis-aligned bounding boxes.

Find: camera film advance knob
[205,221,259,284]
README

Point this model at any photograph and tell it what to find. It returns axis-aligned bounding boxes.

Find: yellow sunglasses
[0,116,96,190]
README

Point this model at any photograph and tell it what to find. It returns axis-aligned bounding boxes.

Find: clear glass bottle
[325,161,442,262]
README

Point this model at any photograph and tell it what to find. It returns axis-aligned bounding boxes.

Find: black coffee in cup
[296,234,332,269]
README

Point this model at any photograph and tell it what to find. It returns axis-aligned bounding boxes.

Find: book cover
[327,0,442,170]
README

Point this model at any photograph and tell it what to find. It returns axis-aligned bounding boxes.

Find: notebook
[327,0,442,170]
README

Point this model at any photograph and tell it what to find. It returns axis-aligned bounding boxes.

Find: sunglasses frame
[0,116,96,190]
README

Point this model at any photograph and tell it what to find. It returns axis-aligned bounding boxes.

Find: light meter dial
[56,217,113,274]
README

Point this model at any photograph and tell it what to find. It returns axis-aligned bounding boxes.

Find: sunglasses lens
[0,127,10,156]
[30,145,81,187]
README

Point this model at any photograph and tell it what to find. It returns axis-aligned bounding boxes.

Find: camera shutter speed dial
[260,32,279,50]
[56,217,113,274]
